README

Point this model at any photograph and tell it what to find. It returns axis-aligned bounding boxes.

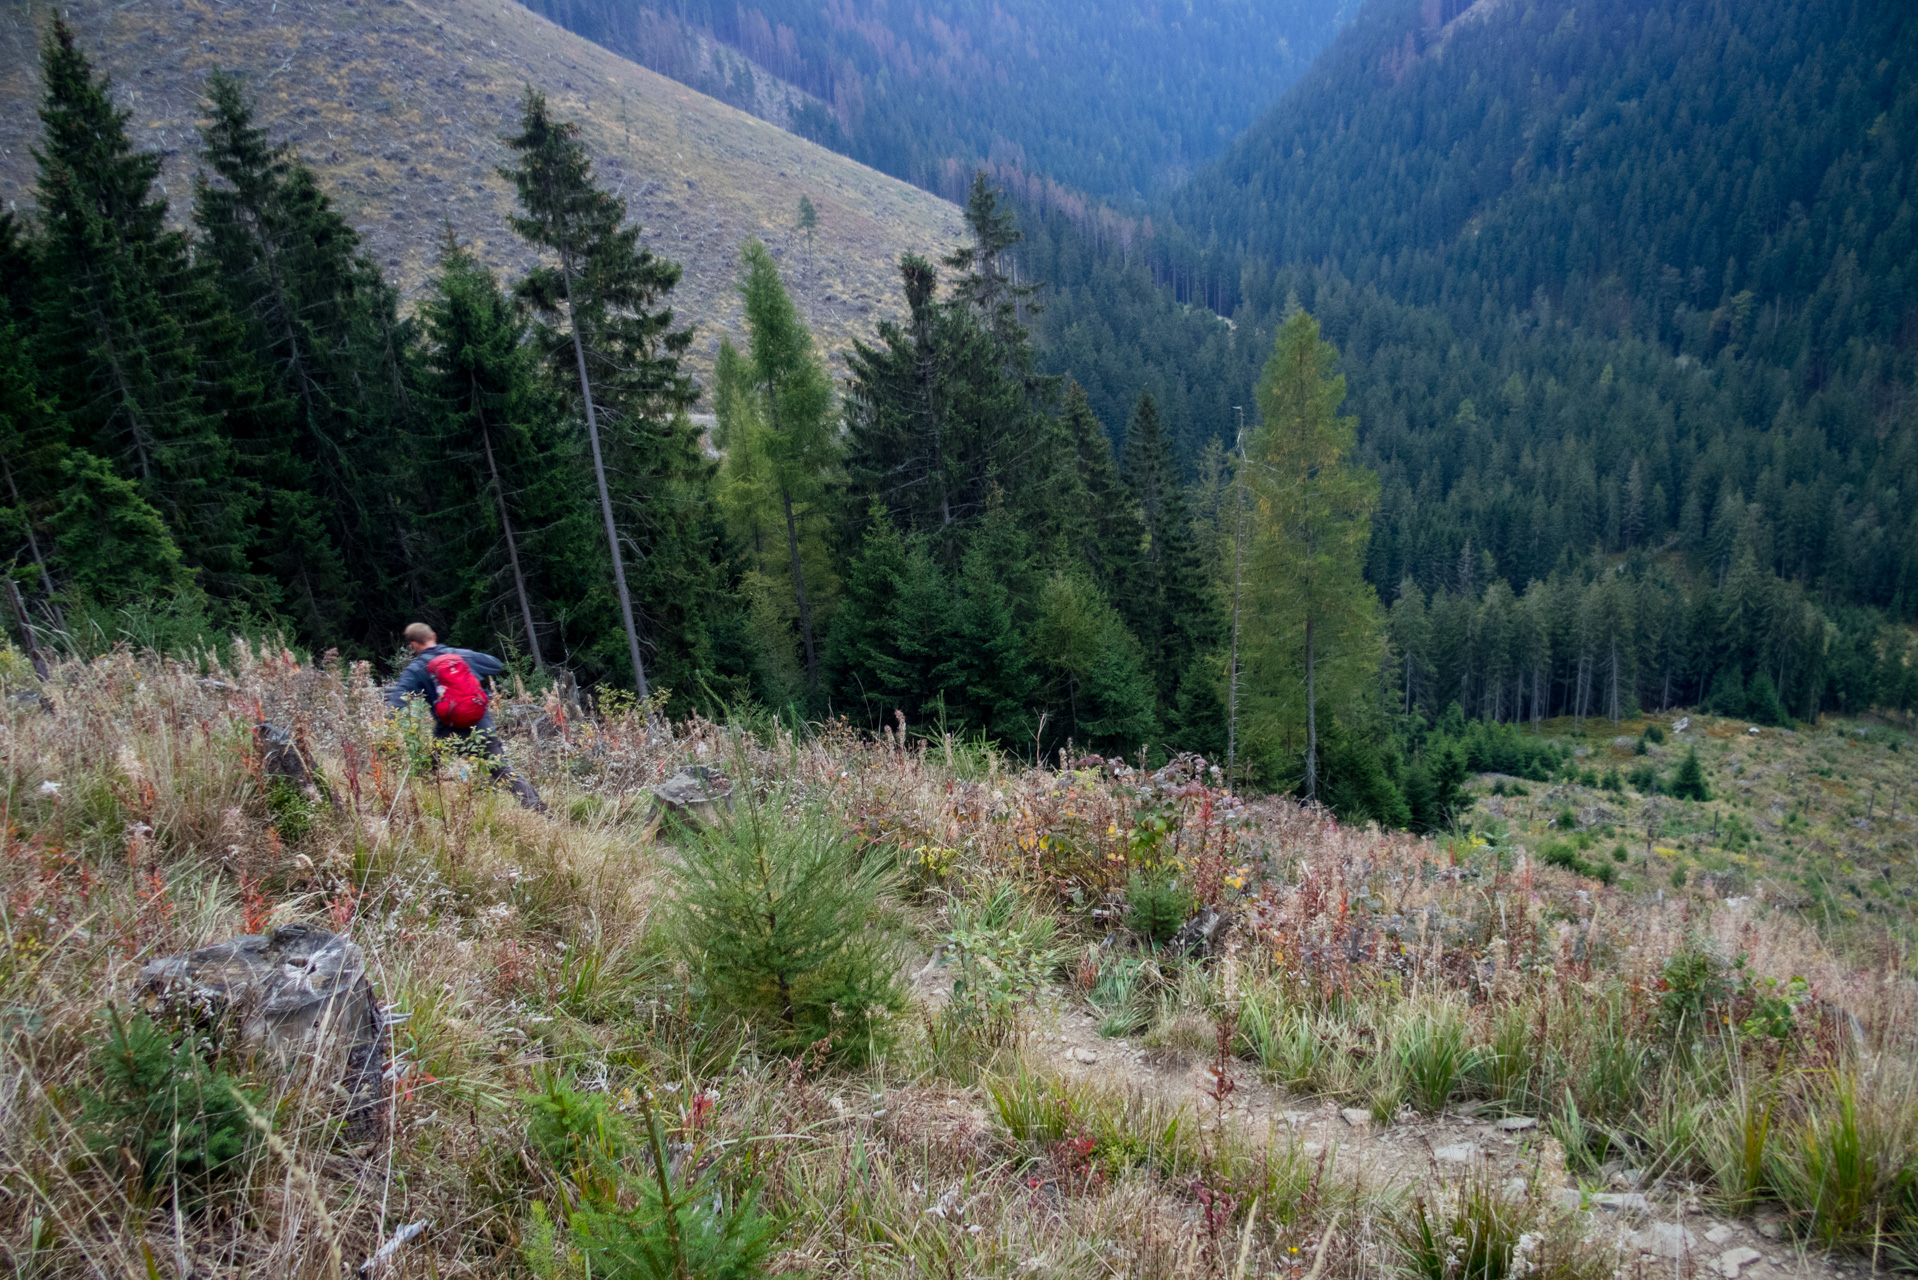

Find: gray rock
[1704,1225,1734,1246]
[1340,1107,1372,1128]
[1592,1193,1651,1213]
[1170,906,1232,956]
[649,765,733,827]
[1495,1116,1538,1130]
[1558,1188,1585,1211]
[1755,1217,1785,1241]
[1632,1223,1696,1259]
[1433,1143,1476,1163]
[1718,1246,1762,1277]
[141,924,385,1139]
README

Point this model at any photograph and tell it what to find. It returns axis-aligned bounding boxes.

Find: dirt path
[1011,997,1850,1280]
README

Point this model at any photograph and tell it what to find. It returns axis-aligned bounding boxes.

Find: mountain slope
[0,0,964,380]
[1022,0,1918,622]
[1172,0,1917,349]
[519,0,1353,204]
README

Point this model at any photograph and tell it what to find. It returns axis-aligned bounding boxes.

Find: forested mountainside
[517,0,1351,202]
[1010,0,1918,735]
[0,0,962,370]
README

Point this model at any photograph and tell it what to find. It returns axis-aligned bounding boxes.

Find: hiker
[385,623,547,812]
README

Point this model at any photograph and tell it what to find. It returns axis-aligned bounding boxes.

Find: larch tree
[1243,308,1380,801]
[737,240,836,690]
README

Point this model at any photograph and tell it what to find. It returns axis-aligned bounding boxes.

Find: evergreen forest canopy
[517,0,1351,203]
[5,0,1918,835]
[1002,0,1918,734]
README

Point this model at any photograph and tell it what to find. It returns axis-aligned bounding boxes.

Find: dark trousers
[434,723,547,813]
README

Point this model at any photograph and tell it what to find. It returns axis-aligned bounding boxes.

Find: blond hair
[403,622,437,646]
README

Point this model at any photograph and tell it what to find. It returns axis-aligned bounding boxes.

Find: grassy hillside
[1,644,1914,1277]
[1464,711,1918,943]
[0,0,964,385]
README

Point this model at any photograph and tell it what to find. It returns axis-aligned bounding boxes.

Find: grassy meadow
[1,644,1915,1279]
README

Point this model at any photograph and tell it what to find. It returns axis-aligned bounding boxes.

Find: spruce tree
[846,179,1060,562]
[419,243,593,669]
[32,21,248,593]
[0,323,65,615]
[1244,309,1381,799]
[825,507,914,725]
[194,70,410,642]
[504,89,712,700]
[1028,571,1159,756]
[47,451,195,609]
[1121,391,1215,721]
[1059,380,1141,597]
[1669,747,1711,802]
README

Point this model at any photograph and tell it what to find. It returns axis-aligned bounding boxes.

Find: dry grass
[1,644,1914,1278]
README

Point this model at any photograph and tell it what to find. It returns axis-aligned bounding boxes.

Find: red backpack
[425,652,489,729]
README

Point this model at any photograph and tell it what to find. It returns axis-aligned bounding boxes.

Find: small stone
[1283,1111,1313,1126]
[1704,1225,1734,1246]
[1755,1218,1785,1241]
[1433,1143,1476,1163]
[1496,1116,1538,1131]
[1632,1223,1697,1259]
[1067,1047,1097,1065]
[1591,1193,1651,1213]
[1341,1108,1372,1128]
[1612,1168,1646,1189]
[1502,1178,1529,1197]
[1558,1188,1585,1211]
[1718,1247,1762,1277]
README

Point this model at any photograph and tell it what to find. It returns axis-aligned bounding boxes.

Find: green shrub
[1537,840,1616,886]
[1658,942,1726,1043]
[1643,724,1666,744]
[522,1076,777,1280]
[1124,871,1195,946]
[83,1008,262,1202]
[1626,763,1660,794]
[527,1072,629,1171]
[665,786,904,1063]
[265,774,317,841]
[941,882,1065,1044]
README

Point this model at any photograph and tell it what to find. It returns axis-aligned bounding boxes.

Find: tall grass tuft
[1397,997,1476,1115]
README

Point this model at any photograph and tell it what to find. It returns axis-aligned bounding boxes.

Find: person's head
[403,622,437,653]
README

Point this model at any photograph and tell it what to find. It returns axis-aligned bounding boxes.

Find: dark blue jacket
[385,645,504,733]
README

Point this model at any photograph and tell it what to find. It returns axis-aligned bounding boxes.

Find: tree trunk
[562,257,651,701]
[1609,637,1621,725]
[1226,439,1247,783]
[1,455,63,627]
[4,578,48,679]
[478,417,546,672]
[781,487,818,687]
[1304,613,1318,803]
